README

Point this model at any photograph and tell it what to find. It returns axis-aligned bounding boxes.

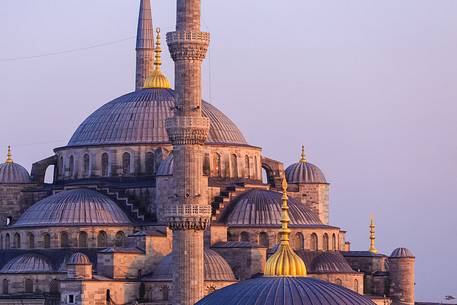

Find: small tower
[389,248,415,305]
[66,253,93,279]
[369,215,378,254]
[135,0,155,91]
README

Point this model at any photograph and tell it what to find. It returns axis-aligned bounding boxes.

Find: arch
[5,234,10,249]
[323,233,329,251]
[13,233,21,249]
[258,232,269,247]
[332,233,337,250]
[78,231,88,248]
[213,153,221,177]
[115,231,126,247]
[49,279,59,294]
[203,153,211,176]
[24,278,34,293]
[83,154,90,176]
[101,153,109,176]
[335,278,342,286]
[97,231,108,248]
[27,233,35,249]
[244,155,250,178]
[354,279,359,293]
[231,154,238,178]
[43,233,51,248]
[310,233,318,251]
[294,232,305,250]
[60,232,69,248]
[69,155,75,177]
[2,279,8,294]
[240,231,250,242]
[261,163,275,187]
[122,152,131,175]
[145,152,155,175]
[5,216,12,226]
[161,285,169,301]
[44,165,56,183]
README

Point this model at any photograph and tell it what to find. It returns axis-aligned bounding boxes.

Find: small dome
[68,253,91,265]
[220,189,322,226]
[1,254,53,273]
[150,248,235,281]
[13,189,132,228]
[285,161,326,184]
[390,248,414,258]
[156,154,174,176]
[0,162,31,184]
[310,252,354,273]
[195,277,375,305]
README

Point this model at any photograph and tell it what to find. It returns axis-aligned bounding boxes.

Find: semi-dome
[390,247,414,258]
[13,189,132,228]
[156,154,174,176]
[149,248,236,281]
[195,277,375,305]
[285,146,326,184]
[220,189,322,226]
[68,253,92,265]
[310,252,354,273]
[0,147,31,184]
[67,88,247,147]
[1,254,53,274]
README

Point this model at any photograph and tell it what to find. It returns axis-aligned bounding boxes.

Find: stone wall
[0,184,37,226]
[310,272,365,294]
[213,246,266,281]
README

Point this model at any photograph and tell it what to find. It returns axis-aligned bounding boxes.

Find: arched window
[106,289,111,304]
[310,233,318,251]
[122,152,131,175]
[79,232,88,248]
[332,233,337,250]
[101,153,109,176]
[25,279,34,293]
[5,234,10,249]
[50,279,59,294]
[161,285,169,301]
[240,231,250,242]
[59,156,64,176]
[97,231,108,248]
[354,279,359,292]
[145,152,155,175]
[13,233,21,249]
[43,233,51,249]
[69,155,75,177]
[115,231,126,247]
[27,233,35,249]
[323,233,329,251]
[213,154,221,177]
[259,232,269,247]
[231,154,238,178]
[335,278,342,286]
[2,279,8,294]
[244,155,250,178]
[60,232,69,248]
[83,154,90,176]
[203,153,210,176]
[294,232,304,250]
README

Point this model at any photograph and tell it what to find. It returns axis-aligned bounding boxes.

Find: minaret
[165,1,211,305]
[5,146,13,164]
[135,0,154,91]
[369,215,378,254]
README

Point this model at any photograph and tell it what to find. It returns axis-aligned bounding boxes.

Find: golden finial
[299,145,307,163]
[369,215,378,254]
[264,178,307,277]
[143,27,171,89]
[5,146,13,164]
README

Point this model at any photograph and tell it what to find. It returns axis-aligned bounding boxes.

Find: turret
[389,248,415,305]
[66,253,93,280]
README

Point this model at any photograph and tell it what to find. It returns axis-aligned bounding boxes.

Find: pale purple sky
[1,0,456,301]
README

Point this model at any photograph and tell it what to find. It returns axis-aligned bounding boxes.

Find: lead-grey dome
[68,253,91,265]
[68,88,247,147]
[310,252,354,273]
[1,254,53,274]
[195,277,375,305]
[13,189,132,228]
[285,161,327,184]
[0,162,31,184]
[390,248,414,258]
[220,189,322,226]
[149,248,235,281]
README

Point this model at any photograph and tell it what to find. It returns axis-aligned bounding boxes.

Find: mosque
[0,1,416,305]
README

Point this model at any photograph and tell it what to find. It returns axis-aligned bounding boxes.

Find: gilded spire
[369,215,378,254]
[144,28,171,89]
[299,145,307,163]
[5,146,13,164]
[264,178,307,277]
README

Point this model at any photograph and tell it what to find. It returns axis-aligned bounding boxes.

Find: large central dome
[68,88,247,147]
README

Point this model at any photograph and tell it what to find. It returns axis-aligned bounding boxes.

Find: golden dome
[264,179,307,277]
[144,28,171,89]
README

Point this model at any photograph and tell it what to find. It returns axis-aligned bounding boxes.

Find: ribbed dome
[195,277,375,305]
[13,189,132,228]
[310,252,354,273]
[390,248,414,258]
[68,89,247,147]
[68,253,91,265]
[0,162,31,184]
[220,189,322,226]
[156,154,174,176]
[1,254,53,273]
[285,161,327,184]
[149,248,236,281]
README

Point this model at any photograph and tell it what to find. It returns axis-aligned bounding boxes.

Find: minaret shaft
[135,0,154,91]
[165,0,210,305]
